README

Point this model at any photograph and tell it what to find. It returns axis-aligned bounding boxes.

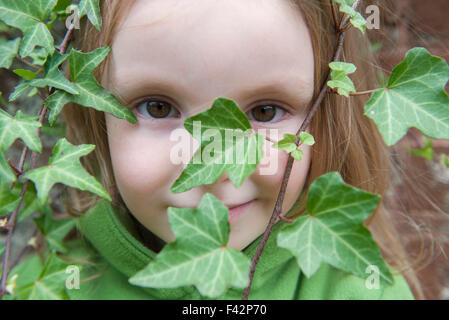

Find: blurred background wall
[367,0,449,299]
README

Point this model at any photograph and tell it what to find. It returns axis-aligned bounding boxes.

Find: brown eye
[249,105,285,122]
[136,100,178,119]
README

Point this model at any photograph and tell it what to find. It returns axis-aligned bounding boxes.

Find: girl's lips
[228,200,255,223]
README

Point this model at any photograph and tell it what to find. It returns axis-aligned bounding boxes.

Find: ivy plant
[0,0,448,300]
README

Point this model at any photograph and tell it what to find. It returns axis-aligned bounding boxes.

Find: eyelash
[134,98,180,120]
[133,98,289,123]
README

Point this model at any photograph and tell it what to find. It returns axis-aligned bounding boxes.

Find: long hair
[63,0,433,299]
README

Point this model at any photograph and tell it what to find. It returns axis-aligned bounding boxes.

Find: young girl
[61,0,422,299]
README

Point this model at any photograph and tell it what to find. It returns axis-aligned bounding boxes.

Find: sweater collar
[78,200,296,299]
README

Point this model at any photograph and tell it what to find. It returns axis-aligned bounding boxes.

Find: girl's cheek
[252,138,289,185]
[105,117,176,196]
[112,143,171,195]
[252,138,312,204]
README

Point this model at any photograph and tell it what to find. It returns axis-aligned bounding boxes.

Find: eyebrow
[115,74,313,108]
[237,81,313,106]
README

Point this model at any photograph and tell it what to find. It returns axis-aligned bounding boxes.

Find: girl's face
[104,0,315,250]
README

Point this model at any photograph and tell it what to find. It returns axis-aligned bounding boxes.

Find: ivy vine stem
[0,24,75,299]
[349,88,379,96]
[0,105,47,299]
[242,0,361,300]
[330,0,340,31]
[328,87,379,96]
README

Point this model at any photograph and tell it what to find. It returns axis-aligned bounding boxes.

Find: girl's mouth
[228,200,255,223]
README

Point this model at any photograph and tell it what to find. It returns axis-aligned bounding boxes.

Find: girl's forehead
[107,0,314,107]
[118,0,301,30]
[116,0,307,48]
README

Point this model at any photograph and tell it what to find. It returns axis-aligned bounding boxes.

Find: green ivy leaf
[281,133,297,143]
[41,121,65,138]
[11,52,79,102]
[27,46,49,66]
[327,62,357,97]
[0,107,41,183]
[0,37,20,69]
[0,152,16,183]
[8,82,30,102]
[0,180,20,214]
[0,0,57,60]
[333,0,366,34]
[273,133,311,163]
[365,48,449,146]
[53,0,72,12]
[291,149,303,162]
[273,133,297,153]
[44,92,70,125]
[24,138,111,203]
[18,186,46,222]
[2,254,44,299]
[129,193,251,298]
[0,109,42,152]
[13,68,40,81]
[407,136,435,161]
[15,253,74,299]
[170,98,264,193]
[277,172,393,285]
[45,46,137,125]
[78,0,101,31]
[0,181,44,221]
[299,132,315,146]
[34,207,77,253]
[27,87,39,98]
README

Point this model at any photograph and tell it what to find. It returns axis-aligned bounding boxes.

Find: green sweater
[61,201,414,300]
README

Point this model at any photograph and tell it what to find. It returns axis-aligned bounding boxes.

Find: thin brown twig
[338,9,345,30]
[278,215,294,223]
[328,87,380,96]
[9,146,28,190]
[7,160,21,177]
[330,0,340,31]
[0,104,47,297]
[342,19,354,33]
[349,88,379,96]
[242,0,361,300]
[58,22,75,53]
[0,23,75,298]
